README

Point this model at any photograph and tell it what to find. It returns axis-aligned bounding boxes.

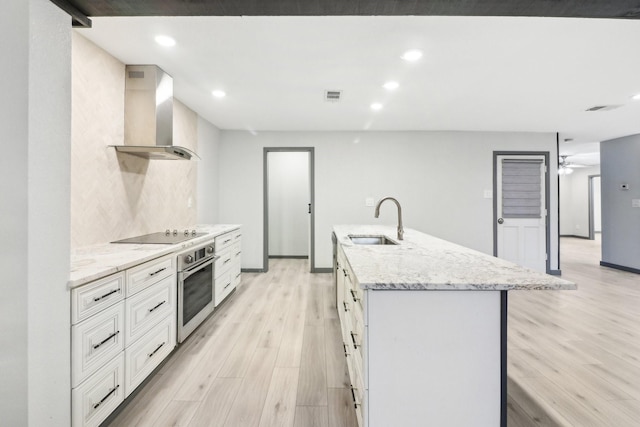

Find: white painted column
[0,0,71,425]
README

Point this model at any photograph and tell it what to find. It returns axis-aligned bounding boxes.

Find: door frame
[263,147,315,273]
[588,174,601,240]
[493,151,551,274]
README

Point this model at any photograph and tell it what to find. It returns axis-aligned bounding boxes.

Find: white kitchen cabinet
[214,229,241,306]
[124,314,175,396]
[71,254,177,426]
[71,272,125,324]
[124,275,175,346]
[71,302,125,388]
[71,353,125,427]
[126,254,175,296]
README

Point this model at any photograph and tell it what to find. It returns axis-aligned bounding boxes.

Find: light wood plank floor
[508,236,640,426]
[107,258,356,427]
[108,237,640,427]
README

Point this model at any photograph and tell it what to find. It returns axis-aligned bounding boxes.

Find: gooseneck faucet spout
[374,197,404,240]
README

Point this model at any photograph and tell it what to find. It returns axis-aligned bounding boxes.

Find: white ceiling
[77,16,640,162]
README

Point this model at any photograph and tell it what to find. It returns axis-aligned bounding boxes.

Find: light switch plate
[365,197,375,207]
[632,199,640,208]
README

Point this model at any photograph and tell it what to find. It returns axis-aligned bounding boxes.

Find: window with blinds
[501,159,543,218]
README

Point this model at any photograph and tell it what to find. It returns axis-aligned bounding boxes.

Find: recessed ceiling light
[211,90,226,98]
[370,103,383,111]
[383,81,399,90]
[154,35,176,47]
[401,49,423,62]
[632,93,640,100]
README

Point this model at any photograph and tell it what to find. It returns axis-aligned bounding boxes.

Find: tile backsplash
[71,33,197,248]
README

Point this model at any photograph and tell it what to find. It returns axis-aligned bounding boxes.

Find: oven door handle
[180,256,218,280]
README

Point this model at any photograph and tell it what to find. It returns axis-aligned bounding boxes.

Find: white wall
[218,131,559,271]
[601,134,640,270]
[197,116,221,224]
[268,151,310,256]
[0,1,29,424]
[559,165,600,237]
[0,0,71,425]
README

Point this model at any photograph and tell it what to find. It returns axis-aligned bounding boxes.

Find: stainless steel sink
[348,235,398,245]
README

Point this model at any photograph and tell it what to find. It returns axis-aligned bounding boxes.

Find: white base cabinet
[214,229,242,306]
[337,244,502,427]
[71,254,177,427]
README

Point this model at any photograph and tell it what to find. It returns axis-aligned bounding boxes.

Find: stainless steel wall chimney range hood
[111,65,198,160]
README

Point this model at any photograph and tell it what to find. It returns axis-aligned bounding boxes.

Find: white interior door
[496,155,547,272]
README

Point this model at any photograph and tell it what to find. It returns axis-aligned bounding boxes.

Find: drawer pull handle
[343,269,347,278]
[350,331,359,349]
[148,301,166,313]
[350,386,361,408]
[93,289,119,302]
[236,251,241,256]
[223,258,231,264]
[93,385,120,410]
[235,273,241,279]
[343,301,349,312]
[148,342,166,358]
[93,331,119,350]
[343,343,350,356]
[350,289,360,302]
[223,239,231,244]
[149,267,166,277]
[235,234,241,239]
[223,282,232,290]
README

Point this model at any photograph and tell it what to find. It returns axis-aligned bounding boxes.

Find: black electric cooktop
[112,231,207,244]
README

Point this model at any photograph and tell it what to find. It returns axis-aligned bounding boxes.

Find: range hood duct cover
[111,65,198,160]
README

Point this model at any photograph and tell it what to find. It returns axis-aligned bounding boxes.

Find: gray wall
[0,0,71,424]
[197,116,221,224]
[601,135,640,270]
[559,165,600,237]
[218,130,559,271]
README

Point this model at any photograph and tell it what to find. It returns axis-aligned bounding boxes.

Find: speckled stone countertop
[334,225,576,291]
[69,224,241,289]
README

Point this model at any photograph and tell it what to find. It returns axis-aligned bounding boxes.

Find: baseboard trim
[312,268,332,274]
[559,234,590,239]
[548,270,562,276]
[268,255,309,259]
[241,268,265,273]
[599,261,640,275]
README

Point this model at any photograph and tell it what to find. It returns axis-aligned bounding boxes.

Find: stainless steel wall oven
[177,242,217,343]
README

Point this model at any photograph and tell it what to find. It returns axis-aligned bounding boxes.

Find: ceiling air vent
[325,90,342,102]
[585,105,621,112]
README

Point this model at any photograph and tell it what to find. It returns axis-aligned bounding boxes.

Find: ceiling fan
[558,155,586,175]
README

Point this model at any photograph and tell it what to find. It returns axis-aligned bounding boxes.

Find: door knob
[497,218,504,224]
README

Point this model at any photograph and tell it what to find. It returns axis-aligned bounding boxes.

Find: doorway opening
[588,175,601,241]
[263,147,315,273]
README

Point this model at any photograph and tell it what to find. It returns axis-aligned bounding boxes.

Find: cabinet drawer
[126,255,175,296]
[214,246,233,278]
[72,353,125,427]
[231,229,242,243]
[214,269,235,306]
[72,302,125,388]
[125,315,175,397]
[214,231,235,253]
[71,272,125,325]
[125,275,175,346]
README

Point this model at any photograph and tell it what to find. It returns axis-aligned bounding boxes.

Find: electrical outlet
[187,197,193,208]
[365,197,375,207]
[632,199,640,208]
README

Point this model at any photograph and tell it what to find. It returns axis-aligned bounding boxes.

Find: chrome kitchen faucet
[374,197,404,240]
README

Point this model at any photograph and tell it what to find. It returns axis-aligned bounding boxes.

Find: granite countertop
[334,225,576,291]
[69,224,241,289]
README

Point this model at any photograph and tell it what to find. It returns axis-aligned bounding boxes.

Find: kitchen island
[333,225,575,427]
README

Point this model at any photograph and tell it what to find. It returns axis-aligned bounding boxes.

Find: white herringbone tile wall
[71,33,197,248]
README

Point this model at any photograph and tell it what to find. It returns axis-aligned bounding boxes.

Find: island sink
[348,235,398,245]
